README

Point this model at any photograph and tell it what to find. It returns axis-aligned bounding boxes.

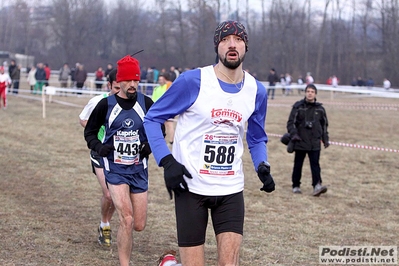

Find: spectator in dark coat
[75,64,87,94]
[9,60,21,94]
[34,63,47,94]
[286,84,329,196]
[267,68,279,100]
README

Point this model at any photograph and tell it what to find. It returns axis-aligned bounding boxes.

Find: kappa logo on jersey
[123,118,134,128]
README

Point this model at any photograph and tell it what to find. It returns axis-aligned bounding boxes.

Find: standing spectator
[84,55,155,266]
[168,66,178,82]
[8,60,15,93]
[104,63,113,80]
[280,73,286,95]
[285,73,292,95]
[140,66,148,93]
[356,76,364,86]
[305,72,314,85]
[351,77,357,86]
[267,68,279,100]
[95,66,104,91]
[34,63,46,94]
[383,78,391,90]
[27,65,37,94]
[70,63,79,88]
[75,64,87,95]
[79,69,120,247]
[366,77,374,89]
[140,66,147,82]
[151,74,174,145]
[160,68,167,76]
[146,67,154,84]
[0,66,11,109]
[145,67,154,94]
[331,75,339,88]
[44,63,51,86]
[152,66,159,84]
[297,75,304,94]
[173,66,180,80]
[144,20,275,266]
[151,74,168,102]
[9,60,21,94]
[286,84,329,196]
[59,63,71,96]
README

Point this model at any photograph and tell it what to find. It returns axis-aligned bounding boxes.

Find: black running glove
[257,162,275,193]
[139,142,152,159]
[95,143,115,157]
[160,154,193,199]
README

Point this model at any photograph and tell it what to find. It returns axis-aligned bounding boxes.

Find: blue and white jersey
[103,93,148,174]
[144,65,269,196]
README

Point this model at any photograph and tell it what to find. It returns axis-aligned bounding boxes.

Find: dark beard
[126,91,137,100]
[220,54,245,69]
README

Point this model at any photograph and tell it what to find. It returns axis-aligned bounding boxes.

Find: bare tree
[154,0,172,61]
[375,0,399,84]
[1,0,31,54]
[315,0,331,81]
[112,0,143,56]
[358,0,373,80]
[49,0,107,68]
[187,0,217,66]
[171,0,190,67]
[0,0,398,85]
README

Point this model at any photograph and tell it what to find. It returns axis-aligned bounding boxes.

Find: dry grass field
[0,88,398,266]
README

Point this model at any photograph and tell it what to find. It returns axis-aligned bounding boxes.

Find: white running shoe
[158,250,178,266]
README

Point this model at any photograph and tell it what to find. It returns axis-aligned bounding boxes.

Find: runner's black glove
[257,162,275,193]
[160,154,193,199]
[95,143,114,157]
[139,142,152,159]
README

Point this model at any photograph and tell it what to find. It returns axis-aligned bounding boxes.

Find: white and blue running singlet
[102,93,148,174]
[172,65,257,196]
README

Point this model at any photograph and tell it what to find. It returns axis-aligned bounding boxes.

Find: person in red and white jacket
[44,63,51,86]
[0,66,11,109]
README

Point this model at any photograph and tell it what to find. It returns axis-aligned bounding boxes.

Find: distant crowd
[1,59,393,97]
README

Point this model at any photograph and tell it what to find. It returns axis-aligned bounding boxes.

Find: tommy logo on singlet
[211,108,242,122]
[210,108,242,128]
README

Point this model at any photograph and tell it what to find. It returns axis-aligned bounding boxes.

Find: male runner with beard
[145,20,275,266]
[84,55,154,266]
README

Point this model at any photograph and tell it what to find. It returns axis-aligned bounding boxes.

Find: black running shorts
[175,191,244,247]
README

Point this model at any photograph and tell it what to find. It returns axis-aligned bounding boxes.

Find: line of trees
[0,0,398,86]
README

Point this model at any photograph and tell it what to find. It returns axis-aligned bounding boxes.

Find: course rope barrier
[267,133,398,153]
[268,102,399,111]
[10,90,398,153]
